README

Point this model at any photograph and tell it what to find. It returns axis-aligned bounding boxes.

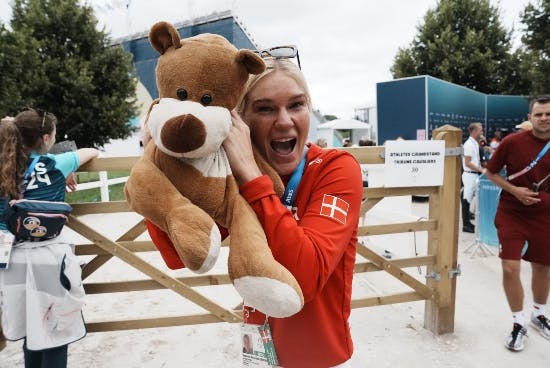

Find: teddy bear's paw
[233,277,303,318]
[195,224,221,273]
[168,221,221,274]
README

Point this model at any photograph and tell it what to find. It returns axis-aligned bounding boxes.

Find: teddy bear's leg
[227,197,304,318]
[165,206,221,273]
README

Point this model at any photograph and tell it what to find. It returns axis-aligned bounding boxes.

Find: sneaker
[531,315,550,340]
[505,323,527,351]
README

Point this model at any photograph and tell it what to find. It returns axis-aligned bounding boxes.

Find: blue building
[376,76,529,144]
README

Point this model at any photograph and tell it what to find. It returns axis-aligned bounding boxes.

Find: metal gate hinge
[425,272,441,281]
[446,147,463,156]
[448,264,462,278]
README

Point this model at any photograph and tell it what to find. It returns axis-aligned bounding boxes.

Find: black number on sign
[411,167,419,173]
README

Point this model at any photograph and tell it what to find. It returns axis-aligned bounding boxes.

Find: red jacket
[146,144,363,367]
[242,144,363,367]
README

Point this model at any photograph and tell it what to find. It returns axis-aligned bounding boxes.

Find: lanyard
[282,147,308,209]
[507,140,550,181]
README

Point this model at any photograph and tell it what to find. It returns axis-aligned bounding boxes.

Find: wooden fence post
[424,124,462,334]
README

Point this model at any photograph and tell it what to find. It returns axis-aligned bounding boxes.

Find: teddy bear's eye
[176,88,188,100]
[201,94,212,106]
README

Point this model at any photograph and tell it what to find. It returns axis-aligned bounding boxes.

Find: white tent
[318,118,371,130]
[317,119,371,146]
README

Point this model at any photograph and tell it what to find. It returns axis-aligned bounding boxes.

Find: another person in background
[515,120,533,132]
[490,130,503,150]
[461,122,485,233]
[357,138,375,227]
[485,95,550,352]
[223,56,363,367]
[342,138,353,147]
[479,134,490,168]
[358,138,375,188]
[315,137,328,148]
[0,108,98,368]
[358,138,375,147]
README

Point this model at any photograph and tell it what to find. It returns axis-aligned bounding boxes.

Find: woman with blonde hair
[224,52,362,367]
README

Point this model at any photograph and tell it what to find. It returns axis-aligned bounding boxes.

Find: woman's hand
[222,111,263,186]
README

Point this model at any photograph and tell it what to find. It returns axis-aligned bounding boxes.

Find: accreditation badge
[241,321,278,367]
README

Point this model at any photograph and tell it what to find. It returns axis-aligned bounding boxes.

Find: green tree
[519,0,550,95]
[391,0,524,94]
[0,0,137,148]
[0,25,25,112]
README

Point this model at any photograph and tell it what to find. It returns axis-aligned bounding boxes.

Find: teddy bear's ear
[140,99,160,147]
[235,50,266,75]
[149,21,182,55]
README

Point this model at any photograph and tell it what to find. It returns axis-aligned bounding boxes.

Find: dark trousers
[23,339,68,368]
[461,198,474,227]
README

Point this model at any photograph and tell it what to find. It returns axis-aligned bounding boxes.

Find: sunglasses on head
[254,45,301,70]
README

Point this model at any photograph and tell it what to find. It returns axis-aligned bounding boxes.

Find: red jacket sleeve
[240,149,363,302]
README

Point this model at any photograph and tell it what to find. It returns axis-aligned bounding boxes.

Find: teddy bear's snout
[160,114,206,153]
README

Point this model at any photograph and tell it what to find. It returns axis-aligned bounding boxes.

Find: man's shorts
[495,207,550,265]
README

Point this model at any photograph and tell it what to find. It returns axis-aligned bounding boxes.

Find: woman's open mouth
[270,138,296,155]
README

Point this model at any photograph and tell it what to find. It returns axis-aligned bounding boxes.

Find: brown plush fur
[124,22,304,317]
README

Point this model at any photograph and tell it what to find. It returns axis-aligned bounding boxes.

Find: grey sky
[0,0,531,118]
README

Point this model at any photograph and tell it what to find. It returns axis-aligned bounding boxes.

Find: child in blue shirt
[0,109,98,368]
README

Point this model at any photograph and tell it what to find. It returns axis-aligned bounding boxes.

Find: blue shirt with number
[0,152,79,230]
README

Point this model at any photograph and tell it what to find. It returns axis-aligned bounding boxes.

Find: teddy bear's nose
[161,114,206,153]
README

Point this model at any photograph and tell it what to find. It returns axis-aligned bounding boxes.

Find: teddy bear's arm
[125,156,188,227]
[124,156,221,273]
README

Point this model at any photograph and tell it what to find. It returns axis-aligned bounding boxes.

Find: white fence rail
[76,173,128,202]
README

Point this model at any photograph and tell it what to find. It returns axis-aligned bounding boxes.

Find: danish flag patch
[320,194,349,224]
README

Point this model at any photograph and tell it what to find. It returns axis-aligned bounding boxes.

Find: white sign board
[384,140,445,187]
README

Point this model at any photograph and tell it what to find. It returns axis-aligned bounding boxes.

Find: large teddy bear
[124,21,304,318]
